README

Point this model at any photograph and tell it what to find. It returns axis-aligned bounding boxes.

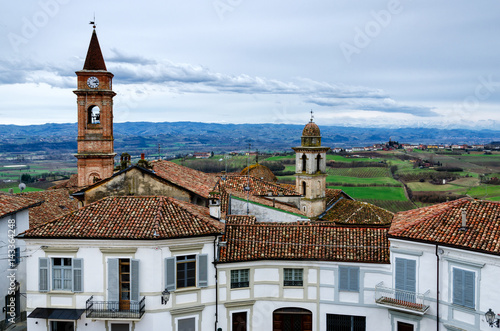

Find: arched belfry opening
[301,154,307,172]
[316,154,322,173]
[302,181,307,196]
[87,105,101,124]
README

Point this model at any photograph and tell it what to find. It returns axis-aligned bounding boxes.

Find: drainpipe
[214,236,219,331]
[435,245,440,331]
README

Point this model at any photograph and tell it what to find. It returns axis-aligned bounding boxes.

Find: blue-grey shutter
[406,259,416,293]
[395,258,416,293]
[395,258,405,292]
[165,257,176,291]
[339,267,348,291]
[72,258,83,292]
[131,259,140,302]
[350,267,359,291]
[39,257,49,292]
[452,268,463,305]
[197,254,208,288]
[464,270,475,308]
[107,258,119,302]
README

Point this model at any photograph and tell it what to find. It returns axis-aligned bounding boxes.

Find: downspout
[214,235,219,331]
[435,245,440,331]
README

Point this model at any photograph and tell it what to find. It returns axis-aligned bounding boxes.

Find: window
[326,314,366,331]
[107,259,139,306]
[39,257,83,292]
[231,269,249,289]
[453,268,475,309]
[284,268,303,286]
[395,258,416,302]
[53,258,72,290]
[111,324,130,331]
[339,266,359,292]
[178,317,196,331]
[177,255,196,288]
[165,254,208,291]
[232,312,247,331]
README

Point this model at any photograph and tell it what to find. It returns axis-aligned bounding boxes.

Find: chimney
[460,208,468,231]
[141,153,145,160]
[209,196,221,219]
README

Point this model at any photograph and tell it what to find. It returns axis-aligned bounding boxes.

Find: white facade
[25,236,219,331]
[388,238,499,331]
[0,208,29,326]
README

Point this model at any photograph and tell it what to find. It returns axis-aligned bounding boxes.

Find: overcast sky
[1,1,499,128]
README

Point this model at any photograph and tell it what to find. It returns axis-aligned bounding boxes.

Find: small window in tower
[302,181,307,196]
[301,155,307,172]
[88,105,101,124]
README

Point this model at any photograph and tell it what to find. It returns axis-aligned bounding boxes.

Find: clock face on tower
[87,76,99,88]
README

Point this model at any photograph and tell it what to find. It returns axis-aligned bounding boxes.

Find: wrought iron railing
[375,282,430,314]
[86,296,146,319]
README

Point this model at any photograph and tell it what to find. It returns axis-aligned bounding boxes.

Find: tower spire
[83,27,106,71]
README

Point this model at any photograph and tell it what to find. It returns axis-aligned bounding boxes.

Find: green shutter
[165,257,176,291]
[131,259,140,302]
[39,257,49,292]
[107,258,119,302]
[197,254,208,288]
[72,258,83,292]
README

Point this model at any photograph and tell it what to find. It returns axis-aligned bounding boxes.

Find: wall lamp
[161,289,170,305]
[485,309,500,327]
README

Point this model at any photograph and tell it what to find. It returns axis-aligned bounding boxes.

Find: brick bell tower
[74,28,116,187]
[292,114,330,218]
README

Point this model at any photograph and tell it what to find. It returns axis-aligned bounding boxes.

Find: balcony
[86,296,145,320]
[375,282,430,315]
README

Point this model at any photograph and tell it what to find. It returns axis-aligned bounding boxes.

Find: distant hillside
[1,122,500,155]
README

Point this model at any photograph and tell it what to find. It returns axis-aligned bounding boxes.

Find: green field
[327,167,391,178]
[325,175,401,186]
[0,186,44,193]
[327,186,407,201]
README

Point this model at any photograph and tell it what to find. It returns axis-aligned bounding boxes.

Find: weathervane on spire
[310,110,314,122]
[89,13,96,29]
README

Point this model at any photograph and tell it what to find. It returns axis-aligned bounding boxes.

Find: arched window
[316,154,322,173]
[301,155,307,173]
[87,105,101,124]
[302,181,307,196]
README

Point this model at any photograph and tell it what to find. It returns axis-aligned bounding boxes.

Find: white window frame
[445,256,483,311]
[175,315,198,331]
[52,257,72,291]
[284,268,303,287]
[230,269,250,289]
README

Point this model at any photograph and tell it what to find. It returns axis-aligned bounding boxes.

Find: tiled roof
[302,121,321,137]
[49,174,81,193]
[18,189,79,228]
[216,175,300,197]
[321,199,393,226]
[325,188,350,207]
[240,164,277,182]
[0,193,41,218]
[152,160,218,199]
[228,190,304,216]
[83,29,107,71]
[20,196,223,240]
[226,215,257,225]
[220,222,389,263]
[389,198,500,255]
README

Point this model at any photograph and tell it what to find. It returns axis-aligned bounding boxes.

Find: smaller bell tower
[74,27,116,187]
[292,115,330,218]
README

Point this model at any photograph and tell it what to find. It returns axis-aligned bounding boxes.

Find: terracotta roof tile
[0,193,40,218]
[20,196,223,240]
[321,199,393,226]
[18,189,79,228]
[220,222,389,263]
[389,198,500,255]
[152,160,218,199]
[216,175,301,197]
